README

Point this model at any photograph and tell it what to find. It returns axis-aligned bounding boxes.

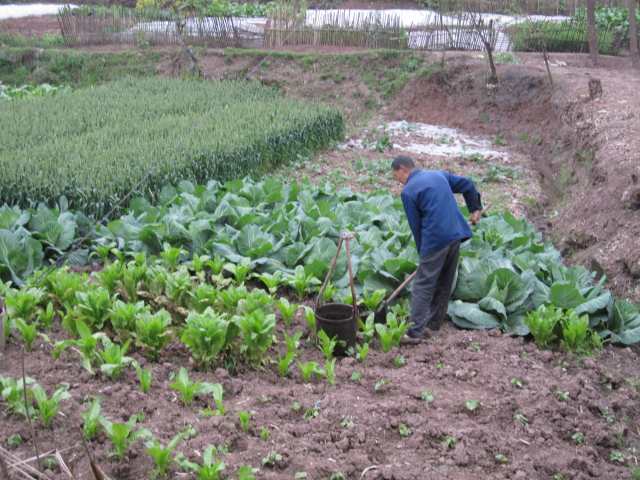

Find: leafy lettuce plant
[0,375,36,418]
[190,254,210,276]
[375,313,409,353]
[562,310,602,354]
[278,351,296,378]
[237,309,276,365]
[276,298,298,327]
[317,330,337,360]
[145,426,194,478]
[31,383,70,428]
[303,306,316,334]
[96,261,124,294]
[164,268,192,307]
[75,287,112,330]
[39,302,55,329]
[81,397,103,440]
[53,319,109,375]
[170,368,205,406]
[298,361,322,382]
[189,283,219,312]
[217,285,249,313]
[238,410,251,433]
[170,368,224,412]
[181,308,235,368]
[224,261,251,284]
[175,446,226,480]
[134,309,172,360]
[359,313,376,344]
[278,331,302,377]
[356,343,369,362]
[206,255,225,276]
[324,358,336,386]
[525,304,562,348]
[119,261,148,301]
[98,338,134,379]
[14,319,38,351]
[110,300,149,339]
[254,271,284,294]
[160,244,185,270]
[135,363,153,393]
[45,268,87,311]
[362,289,386,311]
[100,414,151,460]
[4,287,45,322]
[287,266,321,299]
[237,289,273,316]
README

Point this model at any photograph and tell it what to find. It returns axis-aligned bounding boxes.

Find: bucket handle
[315,231,358,320]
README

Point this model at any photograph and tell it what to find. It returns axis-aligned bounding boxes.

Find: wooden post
[629,0,639,67]
[588,78,603,99]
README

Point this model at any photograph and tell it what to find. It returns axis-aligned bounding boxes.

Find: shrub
[511,20,616,55]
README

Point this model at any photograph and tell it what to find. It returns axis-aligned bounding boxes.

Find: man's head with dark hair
[391,155,415,185]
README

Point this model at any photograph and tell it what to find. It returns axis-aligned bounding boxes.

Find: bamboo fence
[265,9,498,51]
[265,9,410,49]
[409,12,499,51]
[57,6,242,47]
[56,4,620,53]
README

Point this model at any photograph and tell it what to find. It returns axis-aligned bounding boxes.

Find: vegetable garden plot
[0,77,343,217]
[0,177,638,344]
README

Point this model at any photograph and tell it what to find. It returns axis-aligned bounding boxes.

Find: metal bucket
[316,303,357,356]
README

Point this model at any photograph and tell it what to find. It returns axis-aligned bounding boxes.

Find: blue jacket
[401,170,482,258]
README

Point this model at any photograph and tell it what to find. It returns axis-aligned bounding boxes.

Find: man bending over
[392,155,482,342]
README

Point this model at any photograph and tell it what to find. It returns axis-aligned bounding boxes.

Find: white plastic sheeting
[341,121,507,159]
[0,3,76,20]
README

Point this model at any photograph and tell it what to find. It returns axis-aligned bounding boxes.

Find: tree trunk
[587,0,598,65]
[485,42,498,85]
[629,0,639,67]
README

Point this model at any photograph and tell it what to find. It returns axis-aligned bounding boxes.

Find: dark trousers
[408,240,461,337]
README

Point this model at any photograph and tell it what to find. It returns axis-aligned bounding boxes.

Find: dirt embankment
[386,54,640,303]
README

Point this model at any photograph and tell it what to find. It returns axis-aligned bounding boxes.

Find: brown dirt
[534,61,640,303]
[2,317,639,480]
[0,15,60,37]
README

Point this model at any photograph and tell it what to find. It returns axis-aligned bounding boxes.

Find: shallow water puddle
[341,120,506,160]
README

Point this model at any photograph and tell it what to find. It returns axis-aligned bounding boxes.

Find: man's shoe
[400,333,424,345]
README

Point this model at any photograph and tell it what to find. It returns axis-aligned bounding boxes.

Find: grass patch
[0,32,65,48]
[0,77,343,216]
[0,47,161,86]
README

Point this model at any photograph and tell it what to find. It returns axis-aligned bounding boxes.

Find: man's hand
[469,210,482,225]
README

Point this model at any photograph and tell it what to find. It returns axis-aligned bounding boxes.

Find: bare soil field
[2,315,639,480]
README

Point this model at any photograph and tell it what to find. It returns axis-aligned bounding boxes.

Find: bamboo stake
[79,430,112,480]
[0,297,5,355]
[21,348,43,474]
